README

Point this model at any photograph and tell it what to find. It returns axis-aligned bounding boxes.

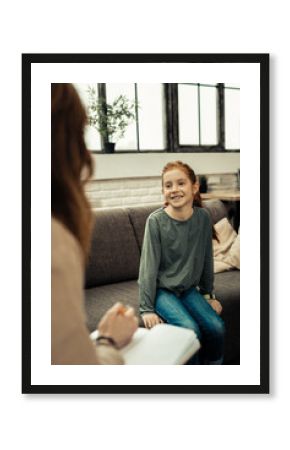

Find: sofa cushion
[214,270,240,364]
[85,280,140,332]
[85,209,140,288]
[85,271,240,364]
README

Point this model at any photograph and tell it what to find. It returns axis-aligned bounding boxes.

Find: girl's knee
[182,320,202,341]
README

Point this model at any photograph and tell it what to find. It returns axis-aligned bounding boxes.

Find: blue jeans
[155,287,225,364]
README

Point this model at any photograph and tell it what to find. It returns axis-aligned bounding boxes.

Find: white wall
[85,152,239,208]
[91,152,240,180]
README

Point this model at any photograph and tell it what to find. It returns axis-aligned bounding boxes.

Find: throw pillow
[228,227,240,269]
[213,218,239,273]
[213,218,237,257]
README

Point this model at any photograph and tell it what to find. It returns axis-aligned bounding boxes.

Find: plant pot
[104,142,115,153]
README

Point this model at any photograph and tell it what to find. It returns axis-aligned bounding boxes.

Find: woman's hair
[51,83,93,258]
[162,160,219,241]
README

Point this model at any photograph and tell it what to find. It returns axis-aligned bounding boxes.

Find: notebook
[90,324,200,365]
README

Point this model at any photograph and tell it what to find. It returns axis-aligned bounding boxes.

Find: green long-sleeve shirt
[138,207,214,314]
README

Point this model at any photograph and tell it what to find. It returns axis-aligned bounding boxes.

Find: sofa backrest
[203,199,228,225]
[85,208,140,288]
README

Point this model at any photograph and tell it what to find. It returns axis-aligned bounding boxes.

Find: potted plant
[87,86,137,153]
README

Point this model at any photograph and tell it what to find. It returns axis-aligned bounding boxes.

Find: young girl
[138,161,225,364]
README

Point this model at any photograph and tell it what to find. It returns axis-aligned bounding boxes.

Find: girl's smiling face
[162,168,198,210]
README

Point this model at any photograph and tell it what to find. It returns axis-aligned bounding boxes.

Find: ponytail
[193,190,202,208]
[192,191,219,242]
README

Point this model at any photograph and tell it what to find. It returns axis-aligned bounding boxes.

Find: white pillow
[228,227,240,269]
[213,218,237,257]
[213,218,240,273]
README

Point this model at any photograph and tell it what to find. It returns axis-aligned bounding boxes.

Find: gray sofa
[85,200,240,364]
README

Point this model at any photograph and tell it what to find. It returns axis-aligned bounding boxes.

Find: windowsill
[90,152,240,180]
[89,149,240,154]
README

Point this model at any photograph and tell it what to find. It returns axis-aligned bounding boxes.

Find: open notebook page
[90,324,200,365]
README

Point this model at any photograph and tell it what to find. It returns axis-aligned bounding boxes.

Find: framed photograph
[22,53,269,394]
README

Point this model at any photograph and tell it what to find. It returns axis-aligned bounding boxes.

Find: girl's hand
[208,299,223,315]
[142,313,164,329]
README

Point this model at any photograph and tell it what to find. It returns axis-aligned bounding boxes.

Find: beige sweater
[51,218,123,365]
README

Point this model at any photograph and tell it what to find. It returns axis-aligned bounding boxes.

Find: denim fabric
[155,287,225,364]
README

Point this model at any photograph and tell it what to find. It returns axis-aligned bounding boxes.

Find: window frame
[89,83,240,154]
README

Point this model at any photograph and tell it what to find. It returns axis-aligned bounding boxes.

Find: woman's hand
[142,313,164,329]
[208,299,223,315]
[98,302,138,349]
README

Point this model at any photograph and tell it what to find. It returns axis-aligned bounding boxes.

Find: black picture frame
[22,53,269,394]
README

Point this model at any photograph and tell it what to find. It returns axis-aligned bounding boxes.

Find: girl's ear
[193,182,199,195]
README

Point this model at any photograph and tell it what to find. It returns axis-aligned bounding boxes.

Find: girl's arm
[138,215,161,316]
[199,213,214,297]
[199,213,223,315]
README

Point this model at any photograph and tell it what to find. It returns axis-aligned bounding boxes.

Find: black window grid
[92,83,239,153]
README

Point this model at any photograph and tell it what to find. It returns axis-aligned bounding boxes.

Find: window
[178,84,218,146]
[74,83,239,153]
[74,83,102,151]
[224,85,240,150]
[178,84,199,145]
[105,83,136,151]
[137,84,165,150]
[75,83,166,152]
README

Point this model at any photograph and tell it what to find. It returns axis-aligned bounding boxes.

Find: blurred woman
[51,83,138,364]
